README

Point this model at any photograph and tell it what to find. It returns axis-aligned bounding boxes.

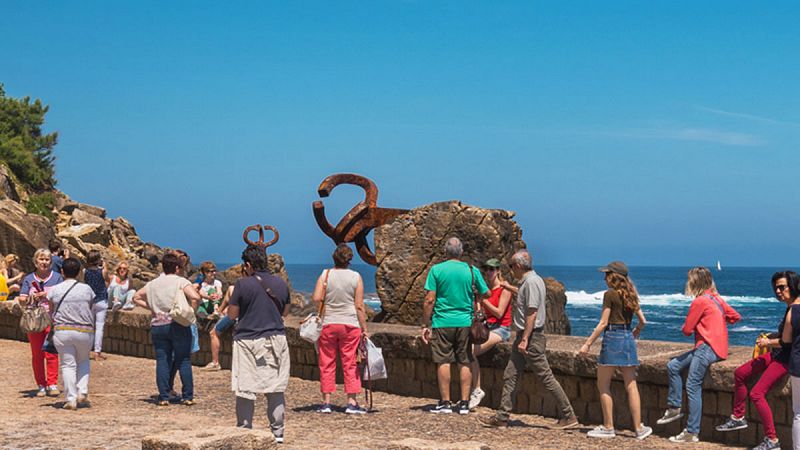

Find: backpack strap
[253,274,285,317]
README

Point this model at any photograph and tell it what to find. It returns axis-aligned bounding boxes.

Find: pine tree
[0,83,58,191]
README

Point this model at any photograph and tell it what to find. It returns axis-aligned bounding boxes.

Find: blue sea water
[281,264,795,347]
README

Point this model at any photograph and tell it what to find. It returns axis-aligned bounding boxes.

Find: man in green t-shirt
[421,237,489,415]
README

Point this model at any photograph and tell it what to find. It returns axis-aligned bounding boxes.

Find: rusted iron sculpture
[312,173,408,265]
[243,224,280,249]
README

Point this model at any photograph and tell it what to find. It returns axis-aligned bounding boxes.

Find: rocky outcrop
[373,201,571,335]
[50,192,164,288]
[0,164,24,203]
[0,200,56,273]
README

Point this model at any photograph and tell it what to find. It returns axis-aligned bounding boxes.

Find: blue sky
[3,1,799,266]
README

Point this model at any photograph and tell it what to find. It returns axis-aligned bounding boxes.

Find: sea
[268,264,792,347]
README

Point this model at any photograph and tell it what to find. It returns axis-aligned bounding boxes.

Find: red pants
[732,352,788,440]
[28,329,59,387]
[318,324,362,394]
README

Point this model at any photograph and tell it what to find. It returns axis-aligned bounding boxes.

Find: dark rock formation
[373,201,571,335]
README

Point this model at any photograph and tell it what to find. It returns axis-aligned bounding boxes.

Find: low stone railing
[0,301,788,446]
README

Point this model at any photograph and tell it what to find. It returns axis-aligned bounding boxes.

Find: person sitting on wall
[657,267,740,444]
[203,280,237,372]
[714,271,799,450]
[420,237,489,415]
[478,250,580,429]
[228,245,291,444]
[195,261,223,320]
[468,258,514,409]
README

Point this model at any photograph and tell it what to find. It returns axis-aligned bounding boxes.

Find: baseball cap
[598,261,629,277]
[483,258,501,268]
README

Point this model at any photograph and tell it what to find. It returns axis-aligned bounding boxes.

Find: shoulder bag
[299,269,329,344]
[468,264,490,345]
[20,281,53,333]
[42,281,80,354]
[170,283,197,326]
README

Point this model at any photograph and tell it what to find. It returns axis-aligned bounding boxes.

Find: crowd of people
[3,237,800,449]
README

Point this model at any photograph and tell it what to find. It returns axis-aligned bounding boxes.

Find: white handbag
[299,269,329,344]
[170,286,197,326]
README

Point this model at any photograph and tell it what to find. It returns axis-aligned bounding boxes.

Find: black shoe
[429,400,452,414]
[455,400,470,415]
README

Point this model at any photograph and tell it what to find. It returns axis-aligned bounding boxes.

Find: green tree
[0,83,58,191]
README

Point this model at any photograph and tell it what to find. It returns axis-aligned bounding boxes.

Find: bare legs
[470,333,502,391]
[437,363,471,402]
[597,365,642,430]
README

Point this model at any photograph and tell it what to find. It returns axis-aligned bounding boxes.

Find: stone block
[141,426,275,450]
[702,392,717,415]
[772,397,789,425]
[515,392,529,413]
[585,401,603,424]
[717,391,733,417]
[775,424,792,446]
[387,438,489,450]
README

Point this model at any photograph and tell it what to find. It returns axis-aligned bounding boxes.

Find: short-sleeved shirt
[51,255,64,274]
[20,271,64,313]
[512,270,547,331]
[49,280,96,330]
[424,260,490,329]
[603,289,634,324]
[144,274,192,326]
[230,271,290,341]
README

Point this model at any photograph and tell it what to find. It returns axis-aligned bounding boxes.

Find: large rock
[141,426,276,450]
[0,200,56,273]
[374,201,571,335]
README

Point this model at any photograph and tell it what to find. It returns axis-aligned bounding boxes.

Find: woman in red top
[657,266,741,443]
[468,258,513,409]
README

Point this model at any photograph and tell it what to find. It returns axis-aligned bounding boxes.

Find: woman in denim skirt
[579,261,651,440]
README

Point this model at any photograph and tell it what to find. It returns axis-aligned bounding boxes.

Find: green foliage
[0,83,58,191]
[26,192,56,222]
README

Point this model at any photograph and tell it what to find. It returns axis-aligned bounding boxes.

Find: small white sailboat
[716,260,722,271]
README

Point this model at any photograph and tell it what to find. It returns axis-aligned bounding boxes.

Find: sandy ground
[0,339,739,449]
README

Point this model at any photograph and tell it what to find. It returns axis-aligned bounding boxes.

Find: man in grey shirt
[479,250,579,428]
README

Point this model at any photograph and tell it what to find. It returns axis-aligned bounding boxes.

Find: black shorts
[431,327,473,365]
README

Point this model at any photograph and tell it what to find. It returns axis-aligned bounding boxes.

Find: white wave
[731,326,760,333]
[566,290,774,306]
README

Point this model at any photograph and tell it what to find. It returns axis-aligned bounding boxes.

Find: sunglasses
[776,284,789,292]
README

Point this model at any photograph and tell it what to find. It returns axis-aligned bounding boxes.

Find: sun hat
[598,261,629,277]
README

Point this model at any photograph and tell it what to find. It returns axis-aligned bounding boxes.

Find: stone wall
[0,301,789,447]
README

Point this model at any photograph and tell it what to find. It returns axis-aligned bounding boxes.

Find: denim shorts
[488,323,511,342]
[214,315,234,333]
[598,324,639,367]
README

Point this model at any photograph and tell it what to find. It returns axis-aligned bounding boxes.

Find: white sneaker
[669,429,699,443]
[469,387,485,409]
[587,425,616,438]
[274,436,284,444]
[636,425,653,440]
[36,386,46,397]
[657,408,684,425]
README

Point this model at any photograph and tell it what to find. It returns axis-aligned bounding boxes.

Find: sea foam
[566,290,773,306]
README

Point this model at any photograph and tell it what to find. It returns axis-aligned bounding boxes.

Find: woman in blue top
[84,250,110,360]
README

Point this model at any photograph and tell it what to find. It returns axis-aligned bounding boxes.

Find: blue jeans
[151,322,193,402]
[666,343,720,434]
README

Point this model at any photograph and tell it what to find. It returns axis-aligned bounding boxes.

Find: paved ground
[1,339,740,449]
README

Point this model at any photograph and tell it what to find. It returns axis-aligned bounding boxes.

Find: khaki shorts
[431,327,473,365]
